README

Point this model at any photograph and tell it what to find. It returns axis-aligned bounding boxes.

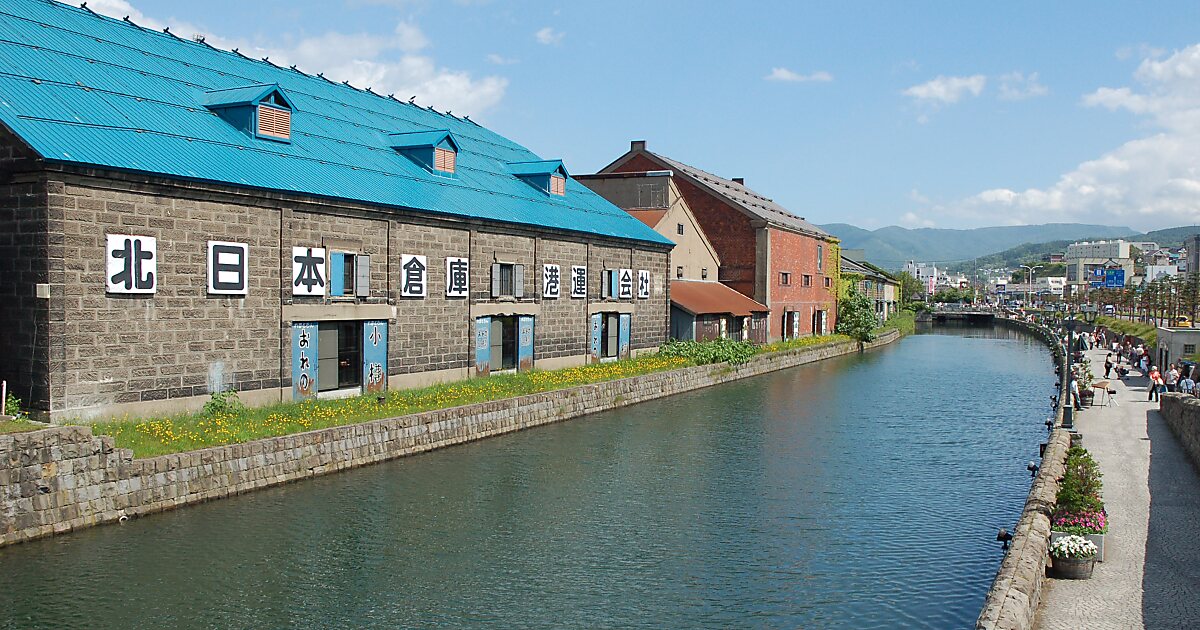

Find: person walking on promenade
[1105,353,1115,379]
[1148,366,1163,402]
[1070,376,1084,411]
[1166,364,1180,393]
[1181,372,1196,396]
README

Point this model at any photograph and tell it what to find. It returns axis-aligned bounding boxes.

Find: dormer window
[509,159,569,196]
[203,84,294,143]
[434,147,456,173]
[389,130,460,176]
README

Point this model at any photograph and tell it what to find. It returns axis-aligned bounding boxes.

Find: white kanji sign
[637,269,650,299]
[401,254,427,297]
[543,264,561,299]
[207,241,248,296]
[291,246,326,296]
[106,234,157,294]
[618,268,634,299]
[446,257,469,298]
[570,265,587,298]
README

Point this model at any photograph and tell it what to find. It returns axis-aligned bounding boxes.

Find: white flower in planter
[1049,534,1098,559]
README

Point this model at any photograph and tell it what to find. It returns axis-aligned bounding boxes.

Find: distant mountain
[820,223,1140,269]
[944,224,1200,273]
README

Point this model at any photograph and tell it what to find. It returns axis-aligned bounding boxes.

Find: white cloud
[903,74,987,104]
[997,71,1048,100]
[935,44,1200,229]
[909,189,930,204]
[535,27,564,45]
[1116,43,1166,61]
[486,53,518,65]
[764,67,833,83]
[900,212,935,228]
[77,0,507,116]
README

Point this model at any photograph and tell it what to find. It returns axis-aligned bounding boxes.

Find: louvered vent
[550,175,566,196]
[257,104,291,140]
[434,147,456,173]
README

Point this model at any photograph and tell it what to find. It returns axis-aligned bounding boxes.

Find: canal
[0,325,1053,629]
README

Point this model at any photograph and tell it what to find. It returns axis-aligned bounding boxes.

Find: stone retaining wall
[1160,393,1200,473]
[977,317,1069,630]
[1,331,898,547]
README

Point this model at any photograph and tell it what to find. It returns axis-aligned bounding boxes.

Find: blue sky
[84,0,1200,231]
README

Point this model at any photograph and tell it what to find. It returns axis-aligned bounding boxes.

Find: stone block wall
[1160,394,1200,473]
[0,330,897,548]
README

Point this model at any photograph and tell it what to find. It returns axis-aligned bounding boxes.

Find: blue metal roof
[509,160,569,177]
[0,1,672,246]
[202,83,286,108]
[388,130,459,151]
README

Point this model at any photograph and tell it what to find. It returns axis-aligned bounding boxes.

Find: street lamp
[1020,264,1043,310]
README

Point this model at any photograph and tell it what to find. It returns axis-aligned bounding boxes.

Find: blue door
[362,319,387,394]
[291,322,319,400]
[518,316,534,371]
[475,317,491,377]
[589,313,602,364]
[618,313,631,359]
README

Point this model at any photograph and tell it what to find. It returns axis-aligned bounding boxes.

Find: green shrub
[203,389,246,417]
[4,392,22,418]
[657,338,757,365]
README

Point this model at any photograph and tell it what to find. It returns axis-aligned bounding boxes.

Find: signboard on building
[570,266,587,298]
[445,257,469,298]
[400,254,427,297]
[291,246,326,296]
[207,241,248,295]
[362,320,387,394]
[291,322,318,400]
[106,234,157,294]
[637,270,650,299]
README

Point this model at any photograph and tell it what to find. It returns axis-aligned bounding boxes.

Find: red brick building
[595,141,838,341]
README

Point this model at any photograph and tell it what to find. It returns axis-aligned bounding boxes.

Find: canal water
[0,325,1054,629]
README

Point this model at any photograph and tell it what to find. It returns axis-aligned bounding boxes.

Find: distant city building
[1036,276,1067,296]
[1064,240,1136,295]
[904,261,938,294]
[841,256,899,322]
[1043,252,1065,263]
[1188,235,1200,277]
[1145,265,1179,282]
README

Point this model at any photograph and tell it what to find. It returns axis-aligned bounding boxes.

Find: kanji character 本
[105,234,156,293]
[292,246,326,296]
[571,265,587,298]
[446,257,469,297]
[543,264,561,298]
[401,254,427,297]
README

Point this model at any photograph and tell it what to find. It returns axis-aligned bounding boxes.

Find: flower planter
[1051,531,1105,562]
[1051,556,1096,579]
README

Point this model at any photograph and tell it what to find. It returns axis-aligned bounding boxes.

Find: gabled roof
[509,159,569,178]
[626,209,667,228]
[388,129,459,152]
[841,255,896,284]
[0,0,670,247]
[601,146,830,239]
[202,83,292,109]
[671,280,768,316]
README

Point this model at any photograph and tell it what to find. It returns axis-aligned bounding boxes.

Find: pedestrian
[1148,366,1163,402]
[1104,353,1114,379]
[1070,376,1084,411]
[1166,364,1180,393]
[1181,372,1196,396]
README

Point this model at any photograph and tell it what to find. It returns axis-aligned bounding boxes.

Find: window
[318,321,362,392]
[550,175,566,196]
[256,104,291,141]
[824,277,832,288]
[490,263,524,298]
[434,147,456,173]
[1186,344,1197,355]
[676,266,683,279]
[817,245,823,271]
[780,272,791,286]
[677,223,685,235]
[701,268,709,280]
[803,275,812,287]
[329,252,369,298]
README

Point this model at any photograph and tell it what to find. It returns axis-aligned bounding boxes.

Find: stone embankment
[1,331,898,548]
[977,318,1070,630]
[1160,393,1200,472]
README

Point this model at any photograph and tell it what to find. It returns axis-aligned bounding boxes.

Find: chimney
[630,140,646,152]
[732,177,744,186]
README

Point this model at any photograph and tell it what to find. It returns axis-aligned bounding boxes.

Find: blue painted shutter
[329,252,345,296]
[291,322,319,400]
[518,316,534,371]
[589,313,603,363]
[609,270,618,298]
[618,313,631,359]
[362,320,387,394]
[474,317,491,376]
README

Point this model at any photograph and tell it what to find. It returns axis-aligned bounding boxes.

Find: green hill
[944,224,1200,273]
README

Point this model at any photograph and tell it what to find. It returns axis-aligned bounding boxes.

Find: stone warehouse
[0,1,672,421]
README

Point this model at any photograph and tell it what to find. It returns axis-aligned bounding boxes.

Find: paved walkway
[1035,348,1200,629]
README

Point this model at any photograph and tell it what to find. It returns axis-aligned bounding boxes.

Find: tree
[836,284,877,342]
[895,271,924,304]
